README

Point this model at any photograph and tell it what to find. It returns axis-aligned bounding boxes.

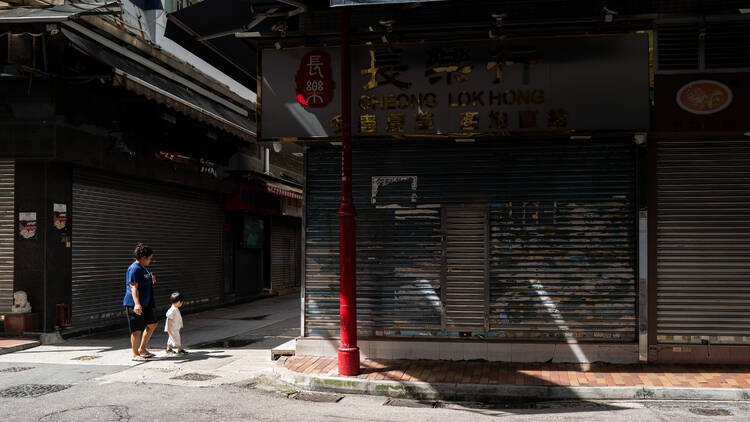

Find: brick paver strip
[284,357,750,389]
[0,340,34,347]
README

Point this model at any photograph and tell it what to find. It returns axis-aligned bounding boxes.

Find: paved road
[2,295,750,421]
[3,380,750,421]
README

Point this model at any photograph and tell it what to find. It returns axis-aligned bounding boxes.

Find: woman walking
[123,243,158,361]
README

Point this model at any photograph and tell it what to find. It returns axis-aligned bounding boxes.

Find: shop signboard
[260,34,649,139]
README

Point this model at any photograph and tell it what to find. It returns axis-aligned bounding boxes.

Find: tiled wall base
[296,338,638,364]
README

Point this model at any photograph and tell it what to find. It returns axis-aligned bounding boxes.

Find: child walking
[165,292,187,355]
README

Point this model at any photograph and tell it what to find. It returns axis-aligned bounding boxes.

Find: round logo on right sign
[676,80,733,115]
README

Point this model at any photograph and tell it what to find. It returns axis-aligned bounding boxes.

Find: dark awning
[164,0,267,88]
[330,0,446,6]
[0,3,116,23]
[62,27,256,141]
[163,1,310,89]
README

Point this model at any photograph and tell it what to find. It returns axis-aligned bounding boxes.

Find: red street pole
[337,6,360,376]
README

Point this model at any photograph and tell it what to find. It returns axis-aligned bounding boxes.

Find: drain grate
[689,408,732,417]
[0,384,71,398]
[71,355,102,361]
[383,399,440,408]
[289,392,344,403]
[170,373,219,381]
[0,367,34,373]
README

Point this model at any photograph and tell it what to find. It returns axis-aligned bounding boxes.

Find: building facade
[0,3,303,332]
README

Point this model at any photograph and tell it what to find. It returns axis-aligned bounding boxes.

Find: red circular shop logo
[676,79,733,115]
[295,51,334,108]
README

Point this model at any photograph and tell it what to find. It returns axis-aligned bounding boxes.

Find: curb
[0,340,40,356]
[274,363,750,402]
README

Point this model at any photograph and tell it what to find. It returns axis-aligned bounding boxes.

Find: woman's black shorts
[124,306,157,333]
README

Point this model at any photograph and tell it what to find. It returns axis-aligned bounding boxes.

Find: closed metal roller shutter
[441,206,489,332]
[305,138,636,340]
[0,161,13,313]
[71,171,224,328]
[271,216,301,292]
[657,138,750,345]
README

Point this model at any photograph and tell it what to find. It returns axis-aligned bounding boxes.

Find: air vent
[705,22,750,69]
[656,23,700,71]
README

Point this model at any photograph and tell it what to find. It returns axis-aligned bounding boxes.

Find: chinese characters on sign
[295,51,334,108]
[360,48,412,91]
[262,34,650,137]
[350,43,561,134]
[425,47,473,85]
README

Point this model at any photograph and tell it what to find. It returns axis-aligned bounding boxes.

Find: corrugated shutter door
[306,138,635,340]
[0,161,13,313]
[271,216,300,292]
[657,138,750,345]
[72,171,223,328]
[442,206,489,332]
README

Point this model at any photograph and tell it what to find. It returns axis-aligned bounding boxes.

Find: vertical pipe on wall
[43,161,48,332]
[300,147,307,338]
[337,7,360,376]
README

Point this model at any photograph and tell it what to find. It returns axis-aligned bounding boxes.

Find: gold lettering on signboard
[386,113,406,133]
[330,114,342,133]
[519,110,538,129]
[415,112,434,131]
[459,111,480,131]
[360,114,377,133]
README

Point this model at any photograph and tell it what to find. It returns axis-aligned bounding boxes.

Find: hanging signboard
[260,34,649,139]
[19,212,37,239]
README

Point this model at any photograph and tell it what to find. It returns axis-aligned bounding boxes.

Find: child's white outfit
[165,305,183,350]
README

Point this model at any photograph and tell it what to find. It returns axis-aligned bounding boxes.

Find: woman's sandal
[139,351,156,358]
[132,355,148,362]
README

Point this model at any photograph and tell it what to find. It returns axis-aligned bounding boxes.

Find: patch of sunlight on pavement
[0,345,139,367]
[93,349,276,387]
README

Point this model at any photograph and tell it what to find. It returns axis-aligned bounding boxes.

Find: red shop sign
[295,51,334,108]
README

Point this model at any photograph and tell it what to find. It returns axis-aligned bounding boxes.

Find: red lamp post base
[338,346,361,376]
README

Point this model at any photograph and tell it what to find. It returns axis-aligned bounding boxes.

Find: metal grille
[71,171,224,328]
[271,216,301,292]
[705,22,750,69]
[656,23,700,71]
[657,138,750,345]
[441,206,489,332]
[305,138,636,340]
[0,160,13,313]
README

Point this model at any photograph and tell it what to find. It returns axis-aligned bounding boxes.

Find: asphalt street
[1,295,750,421]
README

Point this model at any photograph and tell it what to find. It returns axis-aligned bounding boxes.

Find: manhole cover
[689,408,732,416]
[383,399,440,408]
[289,392,343,403]
[71,355,102,361]
[0,384,71,398]
[0,367,34,373]
[170,373,219,381]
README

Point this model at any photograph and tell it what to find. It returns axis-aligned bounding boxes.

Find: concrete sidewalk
[0,295,300,390]
[275,356,750,402]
